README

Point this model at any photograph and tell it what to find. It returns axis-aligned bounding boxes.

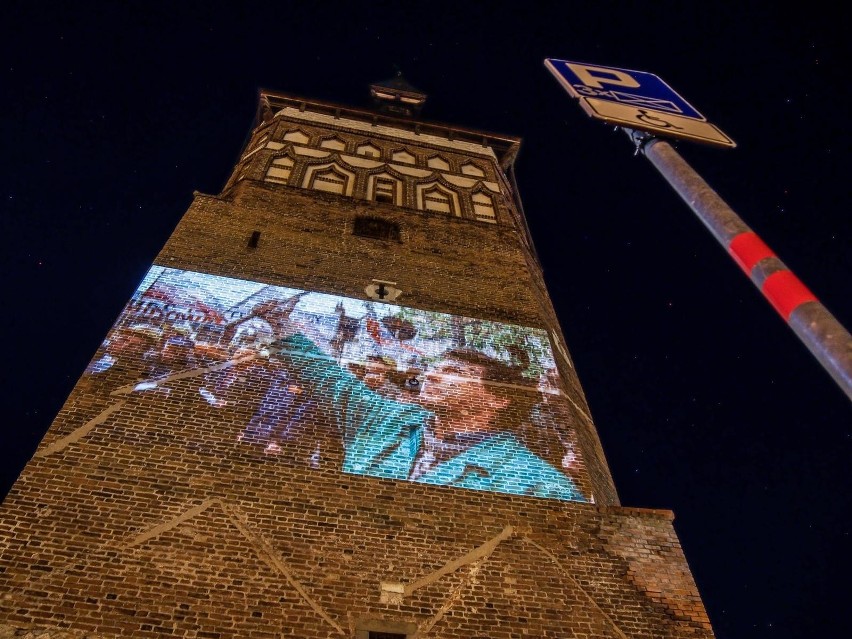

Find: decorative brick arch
[302,162,356,196]
[416,182,460,216]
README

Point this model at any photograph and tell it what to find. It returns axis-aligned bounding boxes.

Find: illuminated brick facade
[0,85,714,637]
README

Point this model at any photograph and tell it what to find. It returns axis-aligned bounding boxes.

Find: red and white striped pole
[626,129,852,401]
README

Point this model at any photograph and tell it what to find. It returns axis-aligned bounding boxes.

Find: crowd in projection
[86,267,585,502]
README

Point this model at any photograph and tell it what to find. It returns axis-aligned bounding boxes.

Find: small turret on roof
[369,71,427,117]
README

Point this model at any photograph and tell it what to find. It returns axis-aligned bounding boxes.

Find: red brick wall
[0,102,713,638]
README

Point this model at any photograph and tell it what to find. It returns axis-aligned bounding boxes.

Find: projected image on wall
[86,266,586,502]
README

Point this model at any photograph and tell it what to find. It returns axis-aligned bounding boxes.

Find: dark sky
[2,3,849,637]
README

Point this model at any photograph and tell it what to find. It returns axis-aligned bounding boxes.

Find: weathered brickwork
[0,89,713,637]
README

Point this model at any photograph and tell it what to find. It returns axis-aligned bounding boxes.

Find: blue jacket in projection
[275,334,584,502]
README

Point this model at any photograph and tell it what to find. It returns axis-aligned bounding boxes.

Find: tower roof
[369,71,427,117]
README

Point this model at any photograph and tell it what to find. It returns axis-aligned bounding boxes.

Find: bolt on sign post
[545,58,852,401]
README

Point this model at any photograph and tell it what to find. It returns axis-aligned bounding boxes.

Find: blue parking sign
[546,59,705,119]
[545,59,735,148]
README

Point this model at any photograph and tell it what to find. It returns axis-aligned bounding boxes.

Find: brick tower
[1,78,715,638]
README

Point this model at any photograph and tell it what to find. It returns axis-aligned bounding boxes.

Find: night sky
[2,3,849,637]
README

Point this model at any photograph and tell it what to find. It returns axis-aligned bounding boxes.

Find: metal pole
[625,128,852,402]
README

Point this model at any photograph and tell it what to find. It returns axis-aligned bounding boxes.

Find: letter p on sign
[565,63,640,89]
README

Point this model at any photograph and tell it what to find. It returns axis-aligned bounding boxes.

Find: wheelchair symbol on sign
[635,109,684,131]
